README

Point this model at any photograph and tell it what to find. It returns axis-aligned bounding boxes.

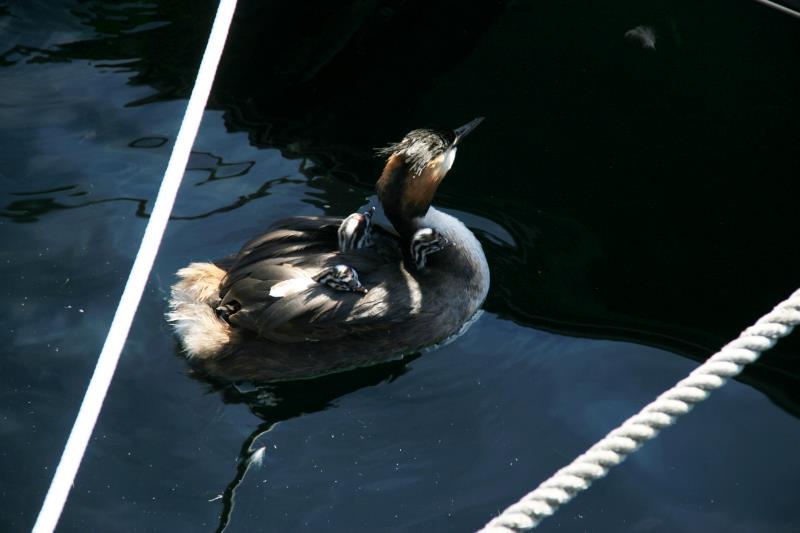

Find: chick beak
[452,117,484,146]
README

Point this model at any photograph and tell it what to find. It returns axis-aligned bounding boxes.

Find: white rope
[479,288,800,533]
[32,2,238,531]
[752,0,800,19]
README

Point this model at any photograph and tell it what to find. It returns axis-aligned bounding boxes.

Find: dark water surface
[2,1,799,532]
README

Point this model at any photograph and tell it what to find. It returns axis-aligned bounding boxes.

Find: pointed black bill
[453,117,484,146]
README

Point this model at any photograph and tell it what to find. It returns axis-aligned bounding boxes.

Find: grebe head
[376,117,483,236]
[313,264,368,294]
[338,206,375,252]
[410,227,449,270]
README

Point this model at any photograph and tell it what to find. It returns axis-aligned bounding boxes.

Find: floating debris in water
[625,25,657,50]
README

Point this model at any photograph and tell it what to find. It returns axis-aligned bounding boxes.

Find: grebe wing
[218,216,411,343]
[222,252,415,343]
[219,215,400,282]
[225,216,341,270]
[222,216,400,268]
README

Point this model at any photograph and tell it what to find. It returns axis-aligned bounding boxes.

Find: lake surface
[1,1,799,531]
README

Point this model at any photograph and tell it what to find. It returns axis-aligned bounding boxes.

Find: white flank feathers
[269,277,315,297]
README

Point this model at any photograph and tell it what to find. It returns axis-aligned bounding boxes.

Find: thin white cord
[752,0,800,19]
[479,288,800,532]
[32,1,238,531]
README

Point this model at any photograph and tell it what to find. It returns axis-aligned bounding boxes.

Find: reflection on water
[187,151,255,185]
[1,176,311,222]
[171,176,305,220]
[0,147,297,223]
[196,358,416,532]
[129,136,168,148]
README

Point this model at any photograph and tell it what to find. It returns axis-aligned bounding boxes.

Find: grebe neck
[376,152,452,239]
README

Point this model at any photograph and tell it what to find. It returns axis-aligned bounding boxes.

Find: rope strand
[479,288,800,532]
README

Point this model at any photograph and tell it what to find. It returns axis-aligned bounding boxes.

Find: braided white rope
[480,288,800,533]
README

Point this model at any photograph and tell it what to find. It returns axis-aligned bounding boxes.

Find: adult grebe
[168,118,489,382]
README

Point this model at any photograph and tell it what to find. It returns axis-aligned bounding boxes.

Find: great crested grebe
[168,118,489,382]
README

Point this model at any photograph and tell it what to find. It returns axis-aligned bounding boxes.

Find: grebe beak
[452,117,484,146]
